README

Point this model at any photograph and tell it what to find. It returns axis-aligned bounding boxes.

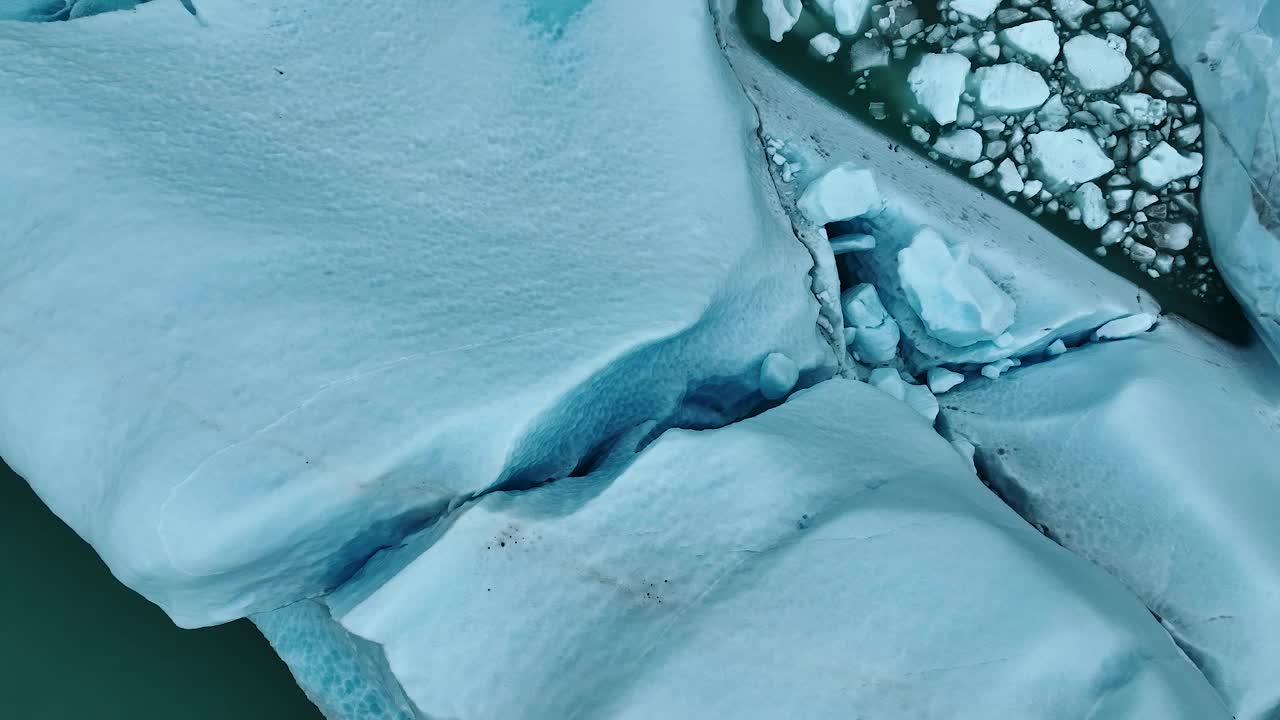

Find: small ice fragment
[798,162,883,225]
[762,0,803,42]
[998,20,1060,65]
[1099,11,1131,32]
[981,357,1018,379]
[1129,242,1157,263]
[1136,142,1203,189]
[1092,313,1157,341]
[1063,34,1132,92]
[842,283,901,365]
[972,63,1051,115]
[829,233,877,254]
[996,158,1024,194]
[1133,189,1158,210]
[1174,123,1202,145]
[1150,70,1188,98]
[1118,93,1167,127]
[950,0,1001,21]
[1028,129,1115,190]
[1036,94,1070,131]
[978,31,1001,61]
[1129,25,1160,56]
[809,33,842,60]
[849,36,890,72]
[934,129,984,162]
[927,367,965,394]
[1151,221,1192,251]
[911,125,932,145]
[868,367,907,401]
[1101,219,1126,245]
[1073,182,1109,230]
[897,227,1016,347]
[908,53,972,125]
[904,383,940,423]
[759,353,800,400]
[1046,339,1068,356]
[1052,0,1094,29]
[970,159,995,178]
[1021,179,1044,198]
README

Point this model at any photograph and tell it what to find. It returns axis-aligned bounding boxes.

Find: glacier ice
[323,380,1230,720]
[971,63,1050,116]
[1063,34,1133,92]
[940,319,1280,720]
[897,227,1016,348]
[796,161,883,225]
[908,53,971,126]
[997,20,1060,66]
[0,0,837,627]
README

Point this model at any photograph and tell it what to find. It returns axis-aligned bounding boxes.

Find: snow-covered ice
[0,0,837,627]
[941,319,1280,720]
[971,63,1050,115]
[1137,142,1204,189]
[797,162,883,225]
[1063,34,1134,92]
[908,53,971,125]
[327,380,1233,720]
[1028,129,1116,190]
[897,228,1016,347]
[998,20,1060,65]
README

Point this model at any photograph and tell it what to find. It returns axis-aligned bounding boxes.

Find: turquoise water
[1,457,321,720]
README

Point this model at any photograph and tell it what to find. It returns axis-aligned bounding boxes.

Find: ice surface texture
[0,0,836,627]
[324,381,1229,719]
[941,319,1280,720]
[1144,0,1280,360]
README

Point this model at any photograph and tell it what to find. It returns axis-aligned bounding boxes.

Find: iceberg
[0,0,838,627]
[319,381,1229,720]
[940,319,1280,720]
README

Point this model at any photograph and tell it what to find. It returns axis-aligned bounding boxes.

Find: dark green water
[1,457,321,720]
[736,0,1251,344]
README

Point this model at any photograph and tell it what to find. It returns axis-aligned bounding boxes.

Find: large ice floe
[0,0,838,627]
[2,0,1280,718]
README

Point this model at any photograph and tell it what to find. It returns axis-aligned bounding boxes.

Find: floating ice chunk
[897,228,1016,347]
[1136,142,1203,189]
[926,367,965,394]
[1149,70,1188,98]
[809,33,841,60]
[1151,222,1193,251]
[762,0,802,42]
[1063,34,1132,92]
[1028,129,1115,190]
[1022,179,1044,198]
[811,0,871,36]
[997,159,1025,195]
[969,159,995,178]
[951,0,1002,21]
[1129,25,1160,57]
[797,162,883,225]
[1073,182,1109,230]
[759,353,800,400]
[1052,0,1094,29]
[981,357,1019,379]
[1046,338,1068,356]
[868,367,907,401]
[849,36,890,72]
[829,233,876,254]
[934,129,983,162]
[972,63,1051,115]
[998,21,1061,65]
[842,283,901,364]
[1036,94,1070,131]
[904,383,940,423]
[908,53,971,125]
[1117,93,1168,127]
[1093,313,1157,341]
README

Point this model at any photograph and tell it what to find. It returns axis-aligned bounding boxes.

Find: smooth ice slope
[0,0,835,627]
[327,380,1230,720]
[941,319,1280,720]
